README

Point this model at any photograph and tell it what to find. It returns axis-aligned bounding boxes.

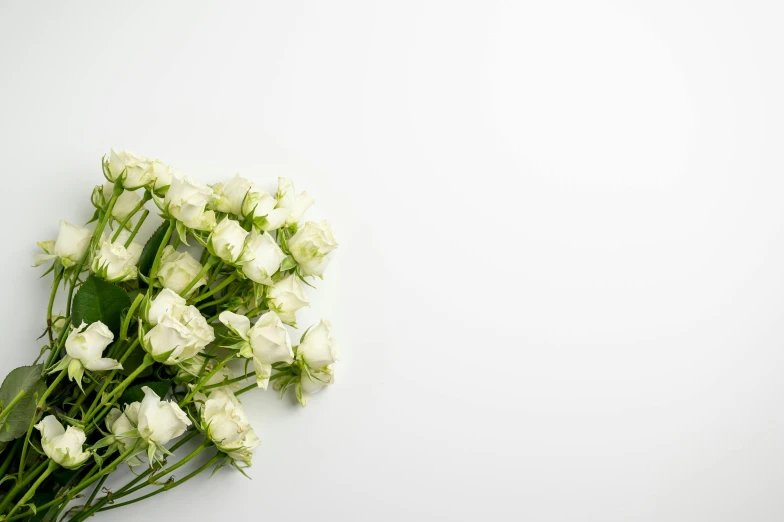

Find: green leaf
[0,365,46,442]
[138,221,170,280]
[120,380,171,405]
[22,488,57,522]
[279,255,297,272]
[71,275,132,336]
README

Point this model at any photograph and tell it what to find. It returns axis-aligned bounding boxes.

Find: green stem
[81,473,108,513]
[235,382,257,397]
[0,458,49,513]
[191,271,239,304]
[202,260,224,289]
[120,441,212,497]
[125,209,150,246]
[46,271,64,346]
[149,220,175,283]
[202,372,254,391]
[98,454,221,513]
[45,316,72,369]
[0,389,27,425]
[179,356,234,406]
[84,354,153,425]
[6,460,57,517]
[119,293,144,342]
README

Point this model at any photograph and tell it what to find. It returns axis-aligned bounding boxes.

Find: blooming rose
[34,221,93,268]
[91,232,142,282]
[209,218,249,264]
[242,230,285,285]
[241,184,289,231]
[198,389,260,465]
[210,174,252,216]
[287,220,338,277]
[276,177,314,225]
[106,149,153,189]
[136,386,191,446]
[144,289,215,364]
[157,246,207,296]
[101,182,141,221]
[164,173,217,231]
[266,274,309,325]
[35,416,91,469]
[61,321,122,387]
[219,311,293,389]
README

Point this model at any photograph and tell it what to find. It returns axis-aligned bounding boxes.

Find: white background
[2,1,784,520]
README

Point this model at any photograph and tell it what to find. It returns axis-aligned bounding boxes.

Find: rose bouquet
[0,150,339,521]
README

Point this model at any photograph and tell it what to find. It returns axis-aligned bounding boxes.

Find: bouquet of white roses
[0,150,339,521]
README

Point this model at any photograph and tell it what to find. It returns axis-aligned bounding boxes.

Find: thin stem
[82,474,108,513]
[84,354,153,425]
[191,271,239,304]
[6,460,57,517]
[202,372,254,391]
[180,257,215,297]
[0,389,27,425]
[98,454,221,513]
[45,316,72,369]
[120,441,212,497]
[0,458,49,513]
[119,293,144,342]
[235,382,257,397]
[149,220,175,283]
[46,270,64,346]
[179,356,234,406]
[125,208,150,246]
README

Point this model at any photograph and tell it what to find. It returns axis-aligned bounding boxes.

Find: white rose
[63,321,122,386]
[35,416,91,469]
[107,149,153,189]
[218,311,293,389]
[150,160,175,192]
[35,221,93,268]
[101,182,141,221]
[91,233,142,282]
[242,230,285,285]
[144,290,215,364]
[164,173,217,231]
[241,184,289,231]
[209,218,249,264]
[210,174,252,216]
[297,320,339,369]
[136,386,191,446]
[198,389,260,465]
[267,274,309,325]
[105,402,143,465]
[287,220,338,277]
[276,177,314,225]
[157,246,207,296]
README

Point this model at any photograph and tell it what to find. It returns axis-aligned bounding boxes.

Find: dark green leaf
[120,380,171,405]
[0,365,46,442]
[71,275,131,336]
[21,488,57,522]
[117,347,154,379]
[138,221,170,280]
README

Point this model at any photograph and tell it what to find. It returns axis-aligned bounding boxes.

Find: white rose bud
[210,174,252,216]
[297,365,335,406]
[107,149,153,189]
[144,290,215,364]
[241,184,289,231]
[35,221,93,268]
[150,160,175,192]
[35,416,91,469]
[209,218,249,264]
[276,177,314,225]
[287,220,338,277]
[297,320,339,369]
[91,233,142,282]
[164,173,217,231]
[101,182,142,221]
[63,321,122,386]
[218,311,294,389]
[157,246,207,296]
[198,389,260,465]
[242,230,285,285]
[137,386,191,446]
[105,402,143,465]
[267,274,309,325]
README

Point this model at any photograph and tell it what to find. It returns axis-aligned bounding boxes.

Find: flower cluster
[0,149,341,521]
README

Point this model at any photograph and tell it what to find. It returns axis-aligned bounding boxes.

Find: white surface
[2,1,784,520]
